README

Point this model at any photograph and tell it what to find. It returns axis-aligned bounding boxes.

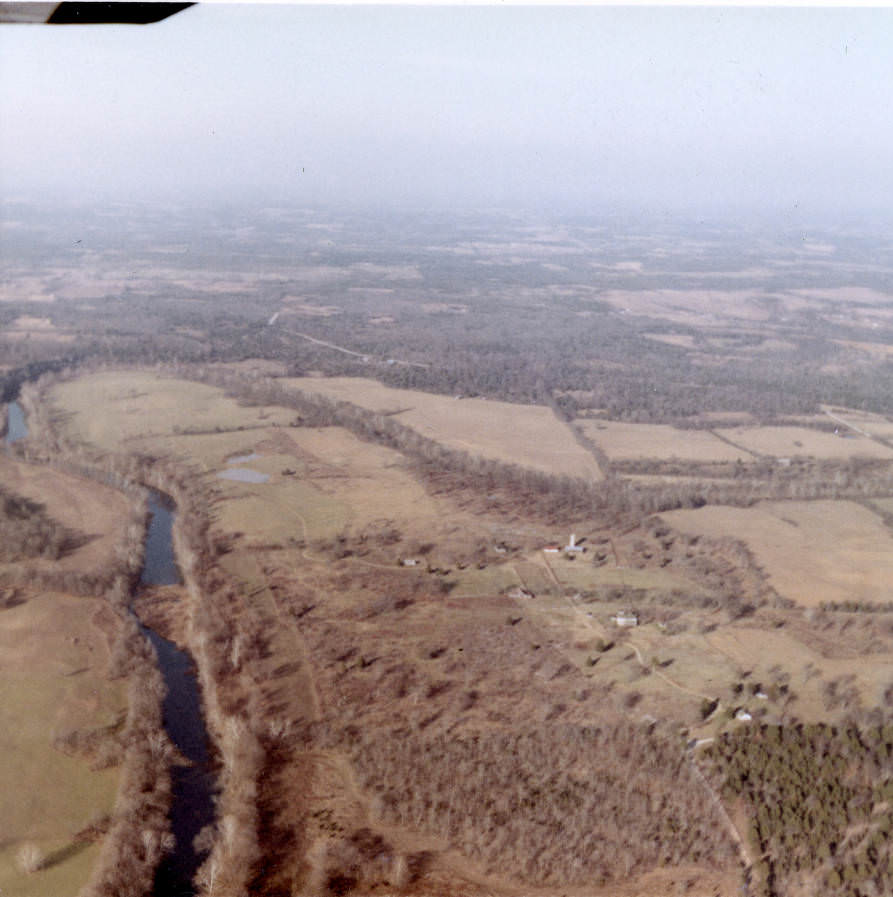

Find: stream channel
[6,399,216,895]
[139,491,216,896]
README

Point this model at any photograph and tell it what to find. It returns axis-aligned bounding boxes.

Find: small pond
[4,401,27,444]
[217,467,269,483]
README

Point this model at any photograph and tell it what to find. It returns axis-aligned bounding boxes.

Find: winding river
[6,398,215,895]
[139,491,216,897]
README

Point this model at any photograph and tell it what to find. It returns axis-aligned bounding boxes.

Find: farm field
[0,453,131,575]
[203,426,523,560]
[46,374,542,566]
[0,448,137,896]
[48,370,296,454]
[0,591,126,897]
[36,365,893,897]
[715,424,893,460]
[595,287,782,325]
[578,418,753,462]
[281,376,603,480]
[664,500,893,607]
[213,472,350,545]
[822,405,893,440]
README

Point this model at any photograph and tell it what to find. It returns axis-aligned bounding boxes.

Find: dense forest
[5,201,893,423]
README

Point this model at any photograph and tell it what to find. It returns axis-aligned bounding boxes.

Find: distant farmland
[281,376,603,480]
[578,419,753,462]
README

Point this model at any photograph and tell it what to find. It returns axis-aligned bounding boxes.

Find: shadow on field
[42,839,90,870]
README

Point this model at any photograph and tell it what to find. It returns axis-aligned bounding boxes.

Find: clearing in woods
[704,625,893,720]
[280,376,603,480]
[664,500,893,607]
[715,424,893,460]
[578,419,753,462]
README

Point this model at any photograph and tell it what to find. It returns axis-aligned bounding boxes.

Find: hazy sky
[2,5,893,221]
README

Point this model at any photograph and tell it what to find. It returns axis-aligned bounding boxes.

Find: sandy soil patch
[579,419,753,462]
[715,424,893,460]
[282,377,603,480]
[664,500,893,607]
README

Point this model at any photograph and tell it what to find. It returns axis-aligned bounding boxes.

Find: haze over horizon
[2,5,893,227]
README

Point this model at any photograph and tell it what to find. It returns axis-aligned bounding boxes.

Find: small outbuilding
[611,611,639,628]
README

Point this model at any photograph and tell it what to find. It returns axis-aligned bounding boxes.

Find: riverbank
[1,392,214,897]
[138,489,215,897]
[15,373,260,897]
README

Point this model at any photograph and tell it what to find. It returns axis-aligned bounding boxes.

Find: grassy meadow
[49,370,296,454]
[579,419,753,462]
[281,376,603,480]
[0,593,125,897]
[665,500,893,607]
[715,424,893,460]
